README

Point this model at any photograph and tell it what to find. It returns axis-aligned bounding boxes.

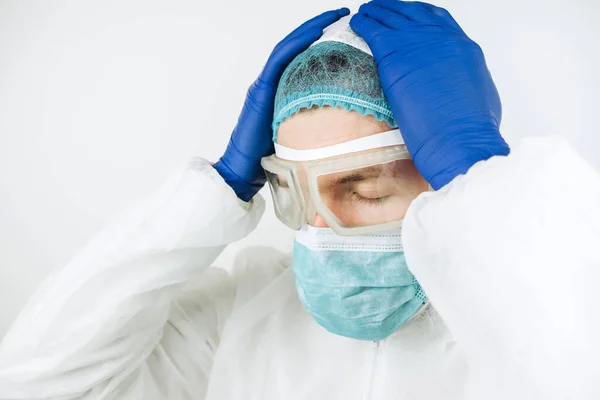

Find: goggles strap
[274,129,405,162]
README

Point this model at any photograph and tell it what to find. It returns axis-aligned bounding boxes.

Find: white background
[0,0,598,337]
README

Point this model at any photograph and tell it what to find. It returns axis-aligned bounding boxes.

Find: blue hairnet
[272,41,397,141]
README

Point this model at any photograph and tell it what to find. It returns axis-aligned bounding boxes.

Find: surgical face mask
[293,225,427,341]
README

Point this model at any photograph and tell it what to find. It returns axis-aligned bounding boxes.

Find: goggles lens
[264,169,303,229]
[315,159,429,228]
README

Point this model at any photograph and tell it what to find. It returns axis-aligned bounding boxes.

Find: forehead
[276,106,393,150]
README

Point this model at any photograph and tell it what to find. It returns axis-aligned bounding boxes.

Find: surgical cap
[271,17,398,141]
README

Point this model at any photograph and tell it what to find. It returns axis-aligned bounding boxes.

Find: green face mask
[293,225,428,341]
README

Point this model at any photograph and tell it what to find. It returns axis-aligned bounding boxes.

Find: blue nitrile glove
[214,8,350,201]
[350,0,510,190]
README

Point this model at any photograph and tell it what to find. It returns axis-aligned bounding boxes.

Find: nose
[312,213,329,228]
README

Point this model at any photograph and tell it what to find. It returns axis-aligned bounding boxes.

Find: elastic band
[275,93,395,127]
[274,129,405,161]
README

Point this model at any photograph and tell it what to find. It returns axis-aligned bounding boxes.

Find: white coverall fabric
[0,136,599,399]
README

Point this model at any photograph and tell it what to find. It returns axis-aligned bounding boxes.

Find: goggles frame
[261,145,414,236]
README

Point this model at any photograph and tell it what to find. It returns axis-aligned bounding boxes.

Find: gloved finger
[411,2,465,32]
[261,28,323,83]
[291,8,350,37]
[358,2,411,30]
[259,7,350,81]
[261,8,349,82]
[371,0,437,24]
[349,13,391,44]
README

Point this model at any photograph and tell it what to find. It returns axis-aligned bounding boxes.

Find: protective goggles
[261,129,430,236]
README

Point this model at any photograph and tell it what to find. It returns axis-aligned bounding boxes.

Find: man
[1,1,599,399]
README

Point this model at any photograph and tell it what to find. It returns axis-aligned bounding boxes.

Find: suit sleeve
[0,158,265,399]
[403,136,600,400]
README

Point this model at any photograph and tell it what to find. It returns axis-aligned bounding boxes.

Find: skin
[277,106,392,149]
[276,106,429,228]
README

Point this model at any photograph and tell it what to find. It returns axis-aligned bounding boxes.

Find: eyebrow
[328,166,383,188]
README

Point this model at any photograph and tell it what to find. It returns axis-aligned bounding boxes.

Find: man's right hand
[214,7,350,202]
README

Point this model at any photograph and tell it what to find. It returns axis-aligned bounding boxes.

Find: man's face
[276,107,429,228]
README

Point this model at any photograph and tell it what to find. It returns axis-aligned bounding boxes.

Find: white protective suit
[0,136,599,400]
